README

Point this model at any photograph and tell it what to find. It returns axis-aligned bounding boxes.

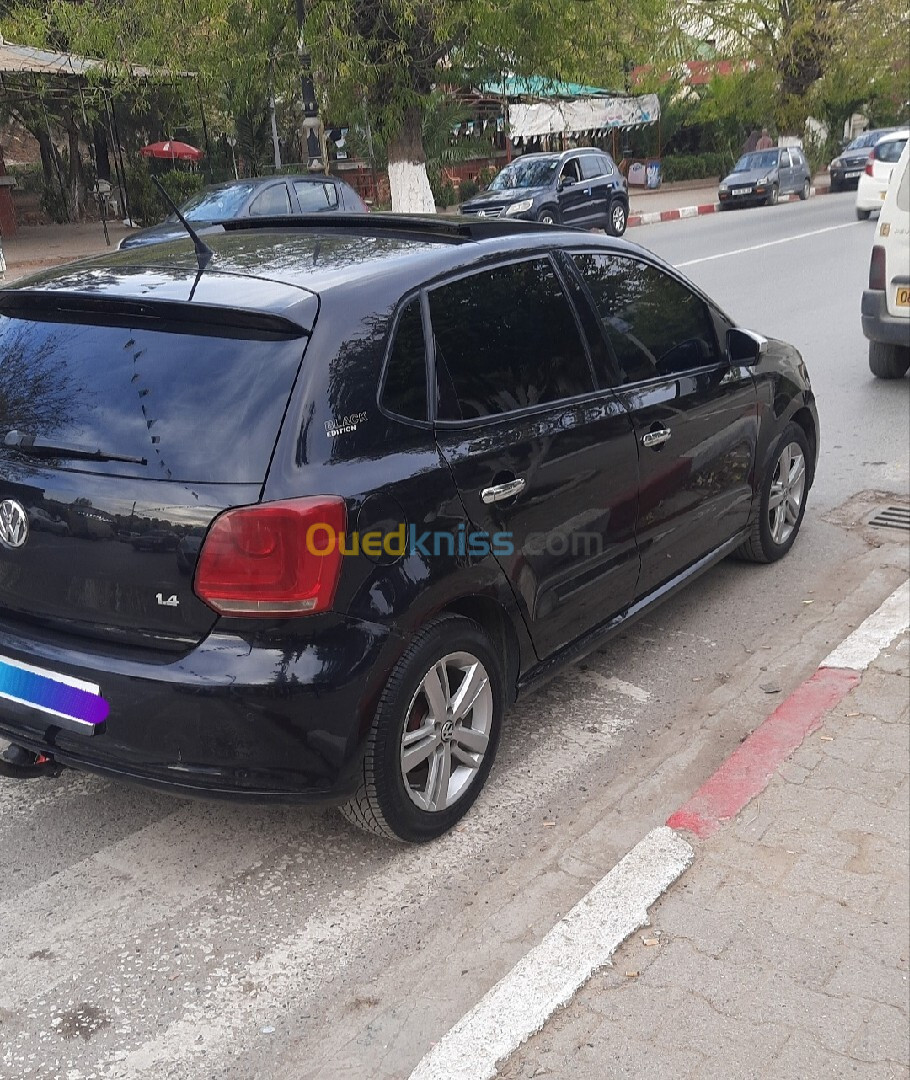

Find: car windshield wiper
[2,431,147,465]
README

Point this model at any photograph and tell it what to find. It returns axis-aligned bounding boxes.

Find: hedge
[659,152,735,183]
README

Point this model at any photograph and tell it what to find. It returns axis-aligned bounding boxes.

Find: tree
[298,0,671,211]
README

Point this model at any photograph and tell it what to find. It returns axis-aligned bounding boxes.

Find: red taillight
[865,151,874,177]
[869,245,887,291]
[194,497,346,617]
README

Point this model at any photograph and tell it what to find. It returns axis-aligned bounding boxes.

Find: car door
[556,159,590,226]
[577,154,609,226]
[248,182,293,216]
[777,149,793,192]
[569,251,758,598]
[430,255,641,660]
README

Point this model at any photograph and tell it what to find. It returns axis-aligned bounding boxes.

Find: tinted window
[381,299,427,421]
[597,154,615,176]
[250,184,292,216]
[573,254,720,383]
[779,150,791,167]
[877,138,908,164]
[179,183,255,221]
[295,181,339,211]
[579,155,603,180]
[430,259,593,420]
[0,315,304,482]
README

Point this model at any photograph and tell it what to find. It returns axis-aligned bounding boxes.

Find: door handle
[642,428,672,448]
[481,478,526,504]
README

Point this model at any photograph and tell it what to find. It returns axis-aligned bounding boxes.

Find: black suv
[0,215,818,842]
[460,149,630,235]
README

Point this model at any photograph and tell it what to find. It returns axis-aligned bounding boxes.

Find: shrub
[428,169,456,208]
[123,161,205,225]
[660,152,734,183]
[458,178,479,202]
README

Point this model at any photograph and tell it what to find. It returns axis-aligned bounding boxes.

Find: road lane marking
[822,579,910,671]
[676,221,861,267]
[408,827,693,1080]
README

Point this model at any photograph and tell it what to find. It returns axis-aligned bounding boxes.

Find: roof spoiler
[222,212,580,242]
[0,290,308,341]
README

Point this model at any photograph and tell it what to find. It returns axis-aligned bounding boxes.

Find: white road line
[676,221,860,267]
[822,579,910,671]
[408,826,694,1080]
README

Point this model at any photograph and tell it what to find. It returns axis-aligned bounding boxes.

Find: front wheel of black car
[737,423,811,564]
[536,206,559,225]
[607,200,628,236]
[339,615,504,843]
[869,340,910,379]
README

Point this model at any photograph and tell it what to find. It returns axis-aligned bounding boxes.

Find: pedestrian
[756,128,774,150]
[742,129,760,155]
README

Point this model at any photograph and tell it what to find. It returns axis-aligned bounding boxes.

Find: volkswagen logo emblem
[0,500,29,550]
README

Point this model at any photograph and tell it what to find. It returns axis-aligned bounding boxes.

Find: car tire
[856,207,871,220]
[869,340,910,379]
[606,200,628,236]
[799,178,810,200]
[830,179,842,193]
[767,184,780,206]
[536,206,559,225]
[736,422,811,564]
[338,614,504,843]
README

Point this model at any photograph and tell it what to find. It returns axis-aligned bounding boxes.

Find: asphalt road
[0,192,908,1080]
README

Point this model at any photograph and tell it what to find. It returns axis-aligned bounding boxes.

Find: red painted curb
[696,204,717,216]
[628,214,643,227]
[660,209,681,222]
[666,666,860,839]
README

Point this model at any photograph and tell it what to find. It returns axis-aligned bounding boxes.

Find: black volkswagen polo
[0,215,818,842]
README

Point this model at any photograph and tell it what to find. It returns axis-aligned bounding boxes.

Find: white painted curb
[408,826,694,1080]
[822,578,910,671]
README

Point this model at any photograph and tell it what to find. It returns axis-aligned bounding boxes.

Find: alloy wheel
[610,203,627,235]
[400,651,493,813]
[768,442,806,545]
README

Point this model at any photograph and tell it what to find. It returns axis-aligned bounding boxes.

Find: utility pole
[295,0,325,172]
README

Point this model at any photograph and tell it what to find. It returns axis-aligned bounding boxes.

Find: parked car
[119,175,369,249]
[459,149,630,235]
[718,146,812,208]
[862,143,910,379]
[0,215,818,841]
[829,128,900,191]
[855,130,910,220]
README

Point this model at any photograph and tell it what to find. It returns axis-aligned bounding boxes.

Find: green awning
[479,76,621,99]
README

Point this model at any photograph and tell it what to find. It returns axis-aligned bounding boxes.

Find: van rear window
[0,315,306,483]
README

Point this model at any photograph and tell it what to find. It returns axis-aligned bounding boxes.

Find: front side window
[381,299,427,421]
[573,253,721,383]
[430,259,593,421]
[249,184,292,216]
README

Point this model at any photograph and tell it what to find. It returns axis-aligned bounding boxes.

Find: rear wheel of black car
[607,200,628,236]
[869,340,910,379]
[536,206,559,225]
[799,178,810,200]
[737,423,811,564]
[339,615,504,842]
[767,184,780,206]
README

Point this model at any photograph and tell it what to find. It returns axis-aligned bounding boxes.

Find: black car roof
[1,216,662,328]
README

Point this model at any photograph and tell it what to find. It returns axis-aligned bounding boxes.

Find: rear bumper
[0,617,401,802]
[862,290,910,346]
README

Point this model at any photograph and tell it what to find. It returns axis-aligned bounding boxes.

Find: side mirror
[727,327,767,365]
[558,176,574,190]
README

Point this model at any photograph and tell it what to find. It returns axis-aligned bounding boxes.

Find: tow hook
[0,744,64,779]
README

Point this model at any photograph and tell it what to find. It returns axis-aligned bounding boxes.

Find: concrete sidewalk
[498,630,910,1080]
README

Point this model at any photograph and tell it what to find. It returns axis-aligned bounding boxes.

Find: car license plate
[845,171,861,179]
[0,654,108,733]
[732,187,750,195]
[897,287,910,308]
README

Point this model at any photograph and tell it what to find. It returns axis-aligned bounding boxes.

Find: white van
[861,142,910,377]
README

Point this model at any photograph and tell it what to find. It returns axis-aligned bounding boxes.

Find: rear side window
[381,299,427,421]
[597,154,615,176]
[295,181,339,211]
[579,155,603,180]
[573,253,720,383]
[250,184,292,216]
[0,315,304,482]
[876,139,908,163]
[429,259,594,420]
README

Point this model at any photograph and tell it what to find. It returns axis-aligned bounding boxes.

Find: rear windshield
[0,315,305,482]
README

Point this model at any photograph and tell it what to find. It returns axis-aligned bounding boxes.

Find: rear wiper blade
[3,431,147,465]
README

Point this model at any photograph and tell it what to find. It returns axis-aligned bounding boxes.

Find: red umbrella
[139,140,204,162]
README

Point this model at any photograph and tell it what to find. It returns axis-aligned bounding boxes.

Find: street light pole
[295,0,325,172]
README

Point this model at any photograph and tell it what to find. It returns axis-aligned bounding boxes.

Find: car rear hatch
[0,275,317,653]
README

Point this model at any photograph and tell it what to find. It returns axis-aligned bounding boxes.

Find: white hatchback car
[861,142,910,378]
[856,129,909,219]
